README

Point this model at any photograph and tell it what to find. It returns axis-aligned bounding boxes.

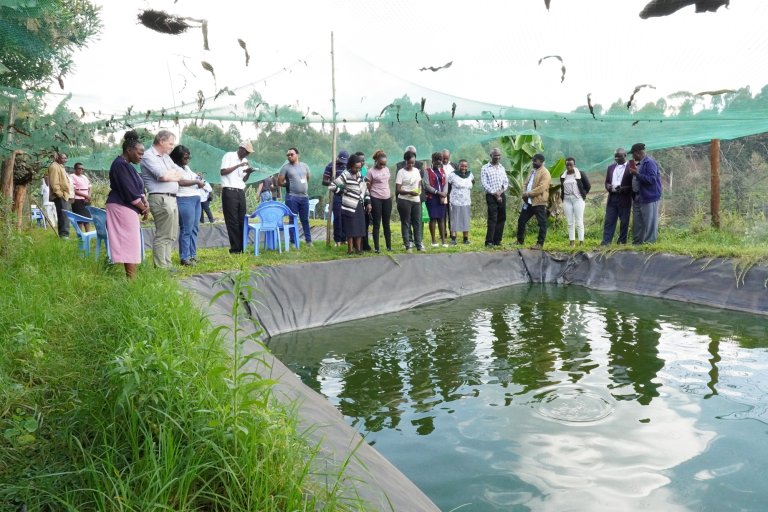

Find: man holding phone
[628,142,662,244]
[601,148,634,245]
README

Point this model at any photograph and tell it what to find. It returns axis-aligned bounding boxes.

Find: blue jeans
[285,194,311,243]
[177,196,201,261]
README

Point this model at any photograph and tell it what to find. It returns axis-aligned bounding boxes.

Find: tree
[0,0,102,90]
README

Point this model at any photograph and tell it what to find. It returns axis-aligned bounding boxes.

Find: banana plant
[500,134,543,198]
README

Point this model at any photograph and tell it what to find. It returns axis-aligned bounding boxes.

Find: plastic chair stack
[85,206,110,260]
[64,210,97,256]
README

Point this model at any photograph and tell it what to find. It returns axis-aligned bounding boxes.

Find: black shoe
[485,242,494,248]
[463,238,470,244]
[180,259,196,266]
[374,249,380,254]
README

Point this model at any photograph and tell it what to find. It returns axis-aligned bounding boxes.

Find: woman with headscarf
[560,156,591,246]
[106,130,149,279]
[447,159,474,245]
[330,153,371,254]
[171,145,205,265]
[424,152,448,247]
[366,149,392,253]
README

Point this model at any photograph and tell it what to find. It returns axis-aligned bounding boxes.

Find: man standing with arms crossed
[220,141,255,254]
[141,130,183,268]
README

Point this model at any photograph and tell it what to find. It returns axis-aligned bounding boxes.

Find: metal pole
[710,139,720,229]
[326,31,337,247]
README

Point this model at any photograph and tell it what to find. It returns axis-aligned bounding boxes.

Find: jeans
[370,196,392,251]
[177,196,201,261]
[148,194,179,268]
[200,200,214,223]
[222,187,246,253]
[563,194,585,241]
[485,193,506,245]
[53,196,71,237]
[517,204,548,246]
[602,194,631,245]
[286,194,311,243]
[397,198,422,248]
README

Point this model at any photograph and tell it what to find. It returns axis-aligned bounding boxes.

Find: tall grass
[0,230,365,511]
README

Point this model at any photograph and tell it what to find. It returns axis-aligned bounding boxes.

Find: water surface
[268,285,768,511]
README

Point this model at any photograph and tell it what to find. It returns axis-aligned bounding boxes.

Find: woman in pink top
[366,150,392,253]
[71,162,92,231]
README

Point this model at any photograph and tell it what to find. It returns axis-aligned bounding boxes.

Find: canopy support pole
[710,139,720,229]
[326,31,337,247]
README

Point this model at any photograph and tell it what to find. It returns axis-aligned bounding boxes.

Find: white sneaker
[431,243,439,247]
[442,243,449,247]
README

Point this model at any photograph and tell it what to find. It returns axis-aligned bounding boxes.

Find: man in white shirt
[220,141,255,253]
[480,148,508,247]
[601,147,634,245]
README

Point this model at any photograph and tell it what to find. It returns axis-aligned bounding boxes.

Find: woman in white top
[395,150,423,251]
[170,145,205,265]
[559,157,591,246]
[447,159,474,245]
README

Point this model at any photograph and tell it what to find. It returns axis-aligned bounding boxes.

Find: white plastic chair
[308,198,319,219]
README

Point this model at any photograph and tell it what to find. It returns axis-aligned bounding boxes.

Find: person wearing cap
[629,142,662,244]
[141,130,184,268]
[220,140,256,254]
[322,150,349,245]
[278,147,313,245]
[516,153,551,250]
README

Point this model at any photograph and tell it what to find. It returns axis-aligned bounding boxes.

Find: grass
[0,229,368,511]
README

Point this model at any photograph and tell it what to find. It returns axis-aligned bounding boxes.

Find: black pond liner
[182,250,768,511]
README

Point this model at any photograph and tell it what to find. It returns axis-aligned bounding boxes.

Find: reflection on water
[268,285,768,512]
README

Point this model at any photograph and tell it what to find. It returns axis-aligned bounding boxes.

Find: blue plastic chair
[86,206,110,261]
[268,201,301,250]
[64,210,97,256]
[31,206,46,228]
[242,203,284,256]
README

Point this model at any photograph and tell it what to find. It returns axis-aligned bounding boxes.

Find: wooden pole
[326,31,337,247]
[1,102,17,200]
[710,138,720,229]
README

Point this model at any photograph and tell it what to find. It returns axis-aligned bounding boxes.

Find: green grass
[0,230,367,511]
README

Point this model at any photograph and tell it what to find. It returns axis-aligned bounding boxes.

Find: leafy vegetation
[0,231,367,511]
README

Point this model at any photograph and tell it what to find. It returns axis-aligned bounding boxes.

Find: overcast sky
[60,0,768,124]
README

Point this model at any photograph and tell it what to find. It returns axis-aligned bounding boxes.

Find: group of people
[321,146,475,254]
[103,130,213,277]
[479,142,662,249]
[53,130,662,278]
[44,153,93,237]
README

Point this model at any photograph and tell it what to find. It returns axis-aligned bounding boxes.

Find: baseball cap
[239,140,254,153]
[337,150,350,164]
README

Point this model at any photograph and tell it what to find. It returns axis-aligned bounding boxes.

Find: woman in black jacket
[560,157,591,246]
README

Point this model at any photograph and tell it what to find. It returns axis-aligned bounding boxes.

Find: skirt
[72,199,90,217]
[341,203,366,238]
[106,202,142,264]
[450,204,471,232]
[426,195,446,220]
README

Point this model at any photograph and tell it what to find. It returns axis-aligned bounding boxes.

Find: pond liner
[182,249,768,512]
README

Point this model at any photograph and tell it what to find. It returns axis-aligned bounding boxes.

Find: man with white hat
[220,140,255,253]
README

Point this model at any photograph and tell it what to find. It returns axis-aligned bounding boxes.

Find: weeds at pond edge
[0,235,369,511]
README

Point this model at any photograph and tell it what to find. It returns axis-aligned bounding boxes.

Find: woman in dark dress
[424,152,448,246]
[330,154,371,254]
[105,130,149,278]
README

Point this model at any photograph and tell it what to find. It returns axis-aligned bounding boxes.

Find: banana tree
[499,134,543,198]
